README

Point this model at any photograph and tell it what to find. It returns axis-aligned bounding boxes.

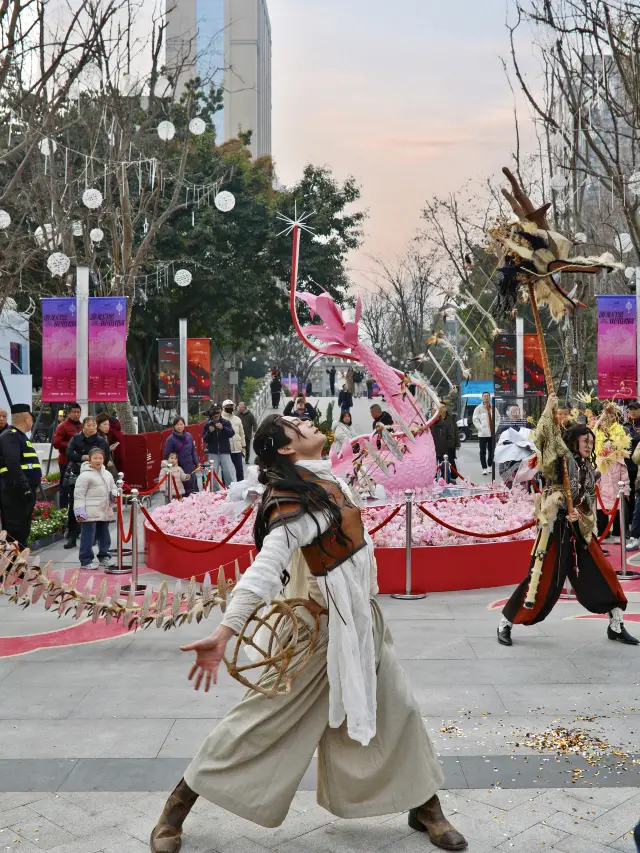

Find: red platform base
[145,523,535,594]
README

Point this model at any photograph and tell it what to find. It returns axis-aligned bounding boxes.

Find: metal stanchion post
[443,453,450,484]
[391,490,426,600]
[105,472,131,575]
[166,464,173,504]
[209,461,215,492]
[122,489,146,595]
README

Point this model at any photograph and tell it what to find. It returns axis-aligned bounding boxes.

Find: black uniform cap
[10,404,31,415]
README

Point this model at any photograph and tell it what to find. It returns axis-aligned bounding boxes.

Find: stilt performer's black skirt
[502,514,627,626]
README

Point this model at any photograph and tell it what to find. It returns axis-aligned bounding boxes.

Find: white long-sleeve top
[220,459,378,746]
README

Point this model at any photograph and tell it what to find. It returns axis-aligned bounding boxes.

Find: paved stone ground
[1,396,639,850]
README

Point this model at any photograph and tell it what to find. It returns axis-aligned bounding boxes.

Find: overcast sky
[268,0,538,289]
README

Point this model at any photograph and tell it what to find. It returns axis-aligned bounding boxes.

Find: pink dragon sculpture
[288,224,440,493]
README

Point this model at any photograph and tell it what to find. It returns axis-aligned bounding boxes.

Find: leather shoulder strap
[263,488,306,531]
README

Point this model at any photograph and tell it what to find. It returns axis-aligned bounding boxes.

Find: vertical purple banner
[597,295,637,399]
[88,297,128,401]
[41,298,77,401]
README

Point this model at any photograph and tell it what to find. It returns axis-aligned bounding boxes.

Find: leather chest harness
[262,472,366,577]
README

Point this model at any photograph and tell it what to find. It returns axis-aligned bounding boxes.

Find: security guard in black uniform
[0,404,41,549]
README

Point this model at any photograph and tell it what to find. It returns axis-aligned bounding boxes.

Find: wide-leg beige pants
[184,600,444,827]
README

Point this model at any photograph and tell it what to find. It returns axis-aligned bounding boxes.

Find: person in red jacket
[52,403,82,509]
[106,415,125,474]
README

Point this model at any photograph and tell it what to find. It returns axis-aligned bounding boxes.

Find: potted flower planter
[29,530,66,552]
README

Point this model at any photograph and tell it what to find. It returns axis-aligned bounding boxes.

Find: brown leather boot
[408,794,467,850]
[150,778,199,853]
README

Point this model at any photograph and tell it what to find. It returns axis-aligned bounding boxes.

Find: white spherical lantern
[0,210,11,230]
[214,190,236,212]
[153,76,172,98]
[550,172,567,190]
[625,267,636,280]
[90,227,104,243]
[47,252,71,277]
[82,62,102,88]
[573,232,587,244]
[157,120,176,141]
[251,356,257,362]
[189,117,207,136]
[34,224,60,248]
[174,269,192,287]
[120,74,142,96]
[628,171,640,194]
[72,220,83,236]
[39,138,57,157]
[616,232,633,255]
[82,188,103,209]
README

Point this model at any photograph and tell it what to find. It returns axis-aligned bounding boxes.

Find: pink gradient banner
[41,298,77,401]
[597,295,637,399]
[88,297,128,401]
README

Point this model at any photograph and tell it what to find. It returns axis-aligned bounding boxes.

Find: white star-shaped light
[276,200,315,237]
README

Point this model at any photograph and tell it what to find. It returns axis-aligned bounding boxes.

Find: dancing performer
[151,414,467,852]
[497,394,638,647]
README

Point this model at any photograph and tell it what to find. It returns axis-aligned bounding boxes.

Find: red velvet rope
[366,504,402,535]
[116,495,133,544]
[171,475,183,501]
[209,467,226,489]
[416,502,536,539]
[140,504,254,553]
[123,473,168,496]
[597,497,620,542]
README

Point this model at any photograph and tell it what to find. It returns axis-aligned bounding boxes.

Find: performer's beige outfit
[184,460,444,827]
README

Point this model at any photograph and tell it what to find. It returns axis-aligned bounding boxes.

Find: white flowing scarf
[297,460,377,746]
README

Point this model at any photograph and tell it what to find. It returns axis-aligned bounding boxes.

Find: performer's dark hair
[562,423,596,465]
[252,414,349,553]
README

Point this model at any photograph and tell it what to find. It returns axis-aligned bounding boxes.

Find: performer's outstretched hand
[181,625,235,691]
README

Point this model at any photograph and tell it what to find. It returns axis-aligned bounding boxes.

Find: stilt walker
[490,168,638,647]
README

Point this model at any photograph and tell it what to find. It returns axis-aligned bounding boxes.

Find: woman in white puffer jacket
[333,410,356,453]
[73,447,117,569]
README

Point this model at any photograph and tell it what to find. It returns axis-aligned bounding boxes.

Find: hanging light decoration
[90,228,104,243]
[214,190,236,212]
[174,269,192,287]
[573,232,587,244]
[550,172,567,190]
[72,220,83,236]
[68,79,81,100]
[82,62,102,89]
[625,267,636,280]
[39,138,57,157]
[157,120,176,141]
[153,77,172,98]
[47,252,71,277]
[616,232,633,255]
[82,188,103,209]
[189,117,207,135]
[628,171,640,195]
[34,224,60,248]
[0,210,11,230]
